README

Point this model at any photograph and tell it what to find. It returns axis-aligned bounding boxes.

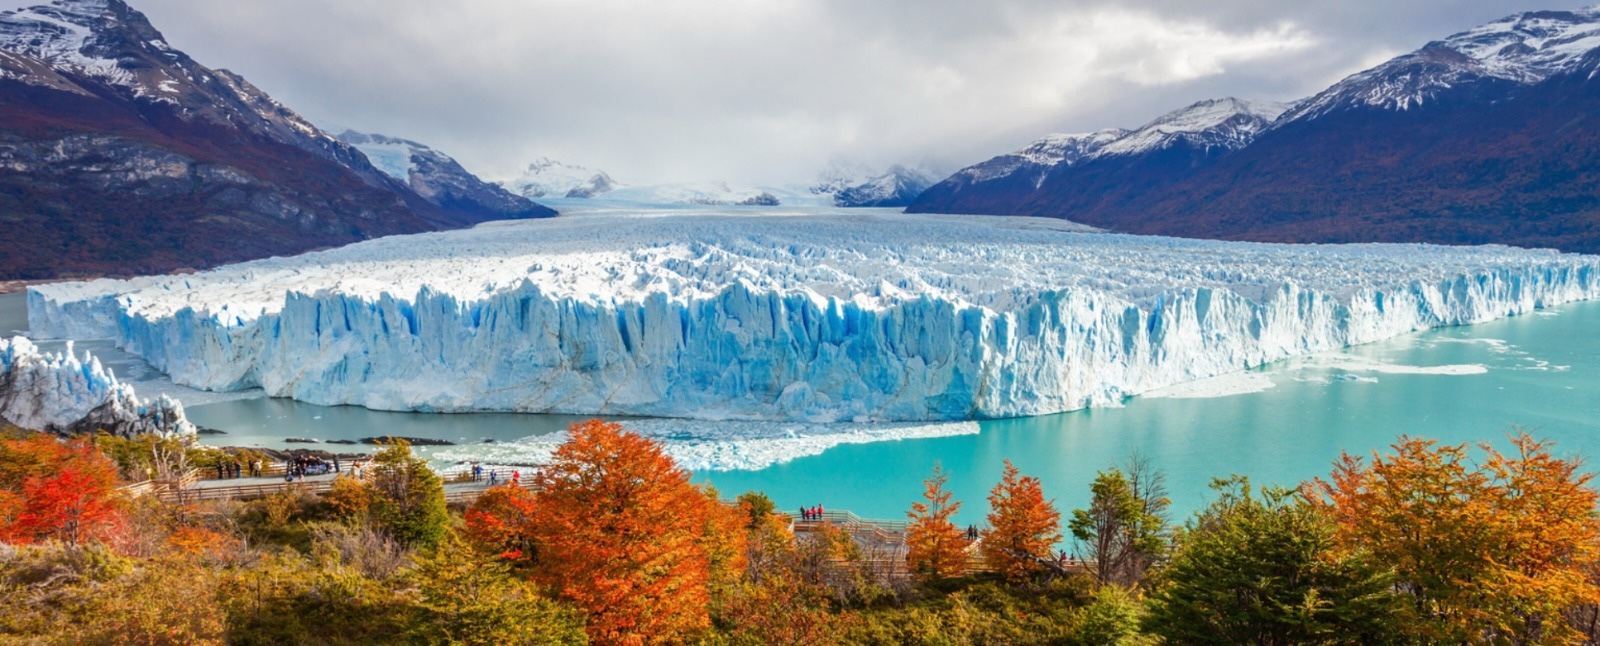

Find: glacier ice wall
[26,210,1600,422]
[0,336,196,436]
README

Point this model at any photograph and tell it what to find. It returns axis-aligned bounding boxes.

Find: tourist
[799,506,808,521]
[334,456,341,473]
[472,463,482,482]
[489,469,499,486]
[512,470,521,486]
[215,462,224,480]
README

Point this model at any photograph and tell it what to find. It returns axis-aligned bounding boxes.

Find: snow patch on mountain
[0,0,133,88]
[27,209,1600,423]
[1,335,194,436]
[337,131,418,181]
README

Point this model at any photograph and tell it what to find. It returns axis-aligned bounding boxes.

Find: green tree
[735,491,776,529]
[1069,466,1168,588]
[409,531,588,645]
[1145,477,1404,645]
[368,439,448,549]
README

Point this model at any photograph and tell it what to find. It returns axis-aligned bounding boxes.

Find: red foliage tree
[0,435,125,545]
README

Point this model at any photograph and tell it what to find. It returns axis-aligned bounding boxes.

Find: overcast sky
[4,0,1588,184]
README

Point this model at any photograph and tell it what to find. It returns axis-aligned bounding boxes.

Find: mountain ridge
[909,7,1600,253]
[0,0,547,280]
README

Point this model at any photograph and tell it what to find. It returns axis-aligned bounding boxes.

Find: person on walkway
[511,470,521,486]
[215,462,225,480]
[489,469,499,486]
[334,456,341,473]
[472,464,482,482]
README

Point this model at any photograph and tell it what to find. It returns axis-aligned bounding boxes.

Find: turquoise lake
[6,290,1598,527]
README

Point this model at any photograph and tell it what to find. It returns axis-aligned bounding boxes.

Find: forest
[2,419,1598,645]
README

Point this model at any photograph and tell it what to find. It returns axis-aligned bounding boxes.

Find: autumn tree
[530,419,723,644]
[0,435,125,546]
[905,463,969,582]
[1145,476,1404,644]
[1070,466,1168,588]
[408,531,588,645]
[1312,433,1600,644]
[982,460,1062,582]
[368,439,448,549]
[464,483,542,564]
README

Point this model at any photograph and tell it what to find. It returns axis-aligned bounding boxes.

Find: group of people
[282,455,340,481]
[213,460,258,479]
[472,463,522,487]
[799,504,827,521]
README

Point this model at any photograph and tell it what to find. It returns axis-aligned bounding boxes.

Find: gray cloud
[2,0,1585,184]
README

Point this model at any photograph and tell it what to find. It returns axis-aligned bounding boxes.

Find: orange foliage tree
[464,483,541,564]
[905,463,968,582]
[528,419,730,645]
[1312,433,1600,644]
[982,460,1062,582]
[0,435,124,546]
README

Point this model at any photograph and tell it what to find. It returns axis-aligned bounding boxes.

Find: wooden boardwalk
[122,468,526,505]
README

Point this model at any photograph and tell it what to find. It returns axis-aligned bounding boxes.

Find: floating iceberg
[0,336,195,436]
[26,209,1600,422]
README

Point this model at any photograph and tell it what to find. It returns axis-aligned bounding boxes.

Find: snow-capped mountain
[336,131,553,221]
[913,7,1600,253]
[931,98,1284,193]
[0,0,529,280]
[810,163,937,207]
[503,158,619,199]
[914,98,1284,214]
[1098,98,1290,156]
[0,0,386,186]
[1284,8,1600,121]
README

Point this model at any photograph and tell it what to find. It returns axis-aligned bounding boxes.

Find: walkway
[135,467,528,504]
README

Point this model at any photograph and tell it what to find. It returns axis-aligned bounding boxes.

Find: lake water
[7,289,1598,526]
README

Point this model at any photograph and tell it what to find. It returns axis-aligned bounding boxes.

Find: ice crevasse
[26,211,1600,422]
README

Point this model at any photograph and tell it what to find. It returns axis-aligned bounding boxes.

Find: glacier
[0,335,195,436]
[25,209,1600,423]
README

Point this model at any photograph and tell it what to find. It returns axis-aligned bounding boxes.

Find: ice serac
[0,336,195,436]
[26,212,1600,422]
